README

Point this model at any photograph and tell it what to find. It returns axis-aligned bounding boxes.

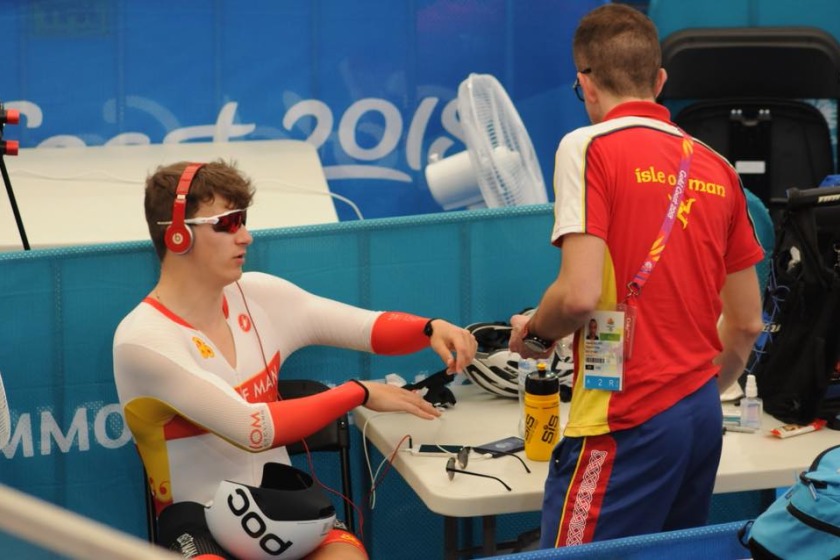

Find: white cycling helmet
[464,321,576,400]
[463,322,520,398]
[204,463,336,560]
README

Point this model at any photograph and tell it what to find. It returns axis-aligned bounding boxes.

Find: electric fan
[425,73,548,209]
[0,371,9,448]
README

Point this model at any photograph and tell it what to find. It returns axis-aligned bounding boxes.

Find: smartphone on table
[473,436,525,457]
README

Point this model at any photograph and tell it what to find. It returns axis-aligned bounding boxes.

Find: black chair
[143,378,355,543]
[659,26,840,212]
[278,379,356,533]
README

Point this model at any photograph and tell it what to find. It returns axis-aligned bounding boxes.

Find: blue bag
[743,444,840,559]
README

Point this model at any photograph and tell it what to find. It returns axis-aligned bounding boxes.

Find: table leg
[444,515,498,559]
[444,516,459,560]
[482,515,497,556]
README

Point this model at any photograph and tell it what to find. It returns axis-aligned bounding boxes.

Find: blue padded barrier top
[485,521,750,560]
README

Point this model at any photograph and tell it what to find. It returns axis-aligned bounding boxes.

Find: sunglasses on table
[445,446,530,492]
[157,208,248,234]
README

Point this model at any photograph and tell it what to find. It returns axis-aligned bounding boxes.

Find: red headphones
[164,163,206,255]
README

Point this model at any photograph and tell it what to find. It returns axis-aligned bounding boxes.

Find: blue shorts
[540,376,723,548]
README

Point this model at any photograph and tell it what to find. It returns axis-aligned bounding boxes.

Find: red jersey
[552,101,764,436]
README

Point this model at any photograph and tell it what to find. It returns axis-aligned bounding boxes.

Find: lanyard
[625,130,694,302]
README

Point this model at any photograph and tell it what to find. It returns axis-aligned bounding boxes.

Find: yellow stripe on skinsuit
[124,398,177,510]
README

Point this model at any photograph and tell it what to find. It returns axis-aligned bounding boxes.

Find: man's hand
[359,381,442,419]
[509,313,554,359]
[426,319,477,373]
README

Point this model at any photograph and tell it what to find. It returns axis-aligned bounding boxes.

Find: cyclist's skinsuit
[113,271,432,515]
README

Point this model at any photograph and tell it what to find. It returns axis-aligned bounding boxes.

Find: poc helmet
[463,322,520,398]
[204,463,336,560]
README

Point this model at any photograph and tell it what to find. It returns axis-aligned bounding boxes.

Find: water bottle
[523,362,561,461]
[517,358,535,437]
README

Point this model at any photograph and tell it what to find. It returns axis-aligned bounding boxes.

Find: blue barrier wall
[0,0,606,221]
[0,204,558,558]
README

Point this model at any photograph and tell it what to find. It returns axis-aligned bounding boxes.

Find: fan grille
[458,74,547,207]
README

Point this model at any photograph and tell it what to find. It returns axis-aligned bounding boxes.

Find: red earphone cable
[236,282,366,539]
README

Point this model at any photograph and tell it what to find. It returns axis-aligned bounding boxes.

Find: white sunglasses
[157,208,247,233]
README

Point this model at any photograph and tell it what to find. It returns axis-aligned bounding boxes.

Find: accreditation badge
[582,309,625,391]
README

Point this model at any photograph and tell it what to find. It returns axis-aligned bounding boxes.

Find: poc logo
[228,487,292,556]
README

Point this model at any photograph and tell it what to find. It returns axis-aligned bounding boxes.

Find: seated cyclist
[113,159,477,559]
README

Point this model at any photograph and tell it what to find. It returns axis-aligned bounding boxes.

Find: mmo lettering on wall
[2,403,131,459]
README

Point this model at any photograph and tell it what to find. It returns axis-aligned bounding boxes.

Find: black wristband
[523,321,555,353]
[349,379,369,405]
[423,318,439,337]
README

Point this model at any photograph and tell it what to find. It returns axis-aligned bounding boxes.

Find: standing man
[509,4,764,548]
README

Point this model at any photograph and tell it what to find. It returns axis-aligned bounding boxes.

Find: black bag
[745,186,840,426]
[741,444,840,559]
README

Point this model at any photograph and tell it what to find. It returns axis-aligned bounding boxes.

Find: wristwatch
[522,330,555,354]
